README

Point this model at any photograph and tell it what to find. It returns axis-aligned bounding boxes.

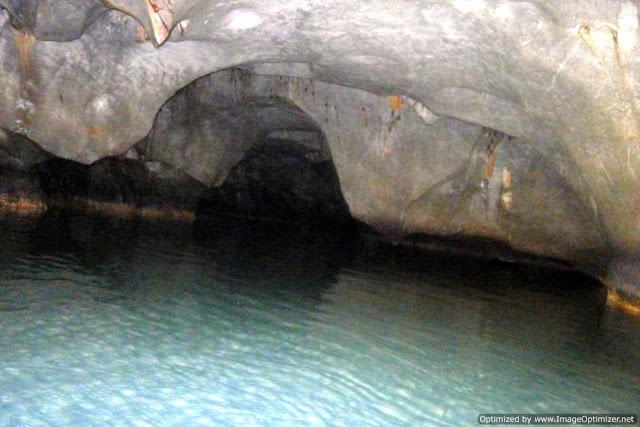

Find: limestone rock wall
[142,68,607,267]
[0,0,639,295]
[0,128,48,213]
[143,70,323,186]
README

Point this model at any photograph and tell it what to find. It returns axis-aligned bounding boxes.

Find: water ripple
[0,217,638,426]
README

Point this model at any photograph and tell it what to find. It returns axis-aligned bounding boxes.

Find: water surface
[1,212,639,426]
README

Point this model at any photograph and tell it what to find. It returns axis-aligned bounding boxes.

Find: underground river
[1,211,639,426]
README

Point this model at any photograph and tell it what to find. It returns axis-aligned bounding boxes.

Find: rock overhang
[0,0,639,299]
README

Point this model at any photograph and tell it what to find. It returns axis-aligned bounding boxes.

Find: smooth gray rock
[144,70,322,186]
[0,0,106,41]
[0,0,639,297]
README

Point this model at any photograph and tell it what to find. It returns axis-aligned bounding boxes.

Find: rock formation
[0,0,639,299]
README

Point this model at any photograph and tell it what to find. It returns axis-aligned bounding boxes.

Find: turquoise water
[1,212,639,426]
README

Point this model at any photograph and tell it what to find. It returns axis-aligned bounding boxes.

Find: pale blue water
[1,212,639,426]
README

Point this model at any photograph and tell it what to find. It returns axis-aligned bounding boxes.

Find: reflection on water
[1,211,639,426]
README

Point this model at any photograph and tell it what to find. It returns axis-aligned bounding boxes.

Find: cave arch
[1,1,639,298]
[137,67,608,269]
[137,68,351,224]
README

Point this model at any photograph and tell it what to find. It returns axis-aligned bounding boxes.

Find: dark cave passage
[196,131,352,225]
[0,5,639,418]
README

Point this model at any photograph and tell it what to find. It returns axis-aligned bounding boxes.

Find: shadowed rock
[0,0,639,298]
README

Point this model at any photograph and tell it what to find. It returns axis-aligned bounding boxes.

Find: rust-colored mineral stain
[17,110,32,127]
[57,198,194,222]
[390,95,404,111]
[0,196,47,215]
[607,289,640,316]
[485,150,497,179]
[87,201,194,222]
[139,206,195,222]
[484,136,501,179]
[17,195,196,223]
[89,126,105,140]
[15,30,36,78]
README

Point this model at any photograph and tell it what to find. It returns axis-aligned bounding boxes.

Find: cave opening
[196,111,353,229]
[1,1,640,420]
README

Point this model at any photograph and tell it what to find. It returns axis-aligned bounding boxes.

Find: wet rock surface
[0,129,48,212]
[30,154,206,215]
[198,137,351,224]
[0,0,639,297]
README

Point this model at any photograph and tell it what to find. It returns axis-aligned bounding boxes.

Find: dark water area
[1,211,639,426]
